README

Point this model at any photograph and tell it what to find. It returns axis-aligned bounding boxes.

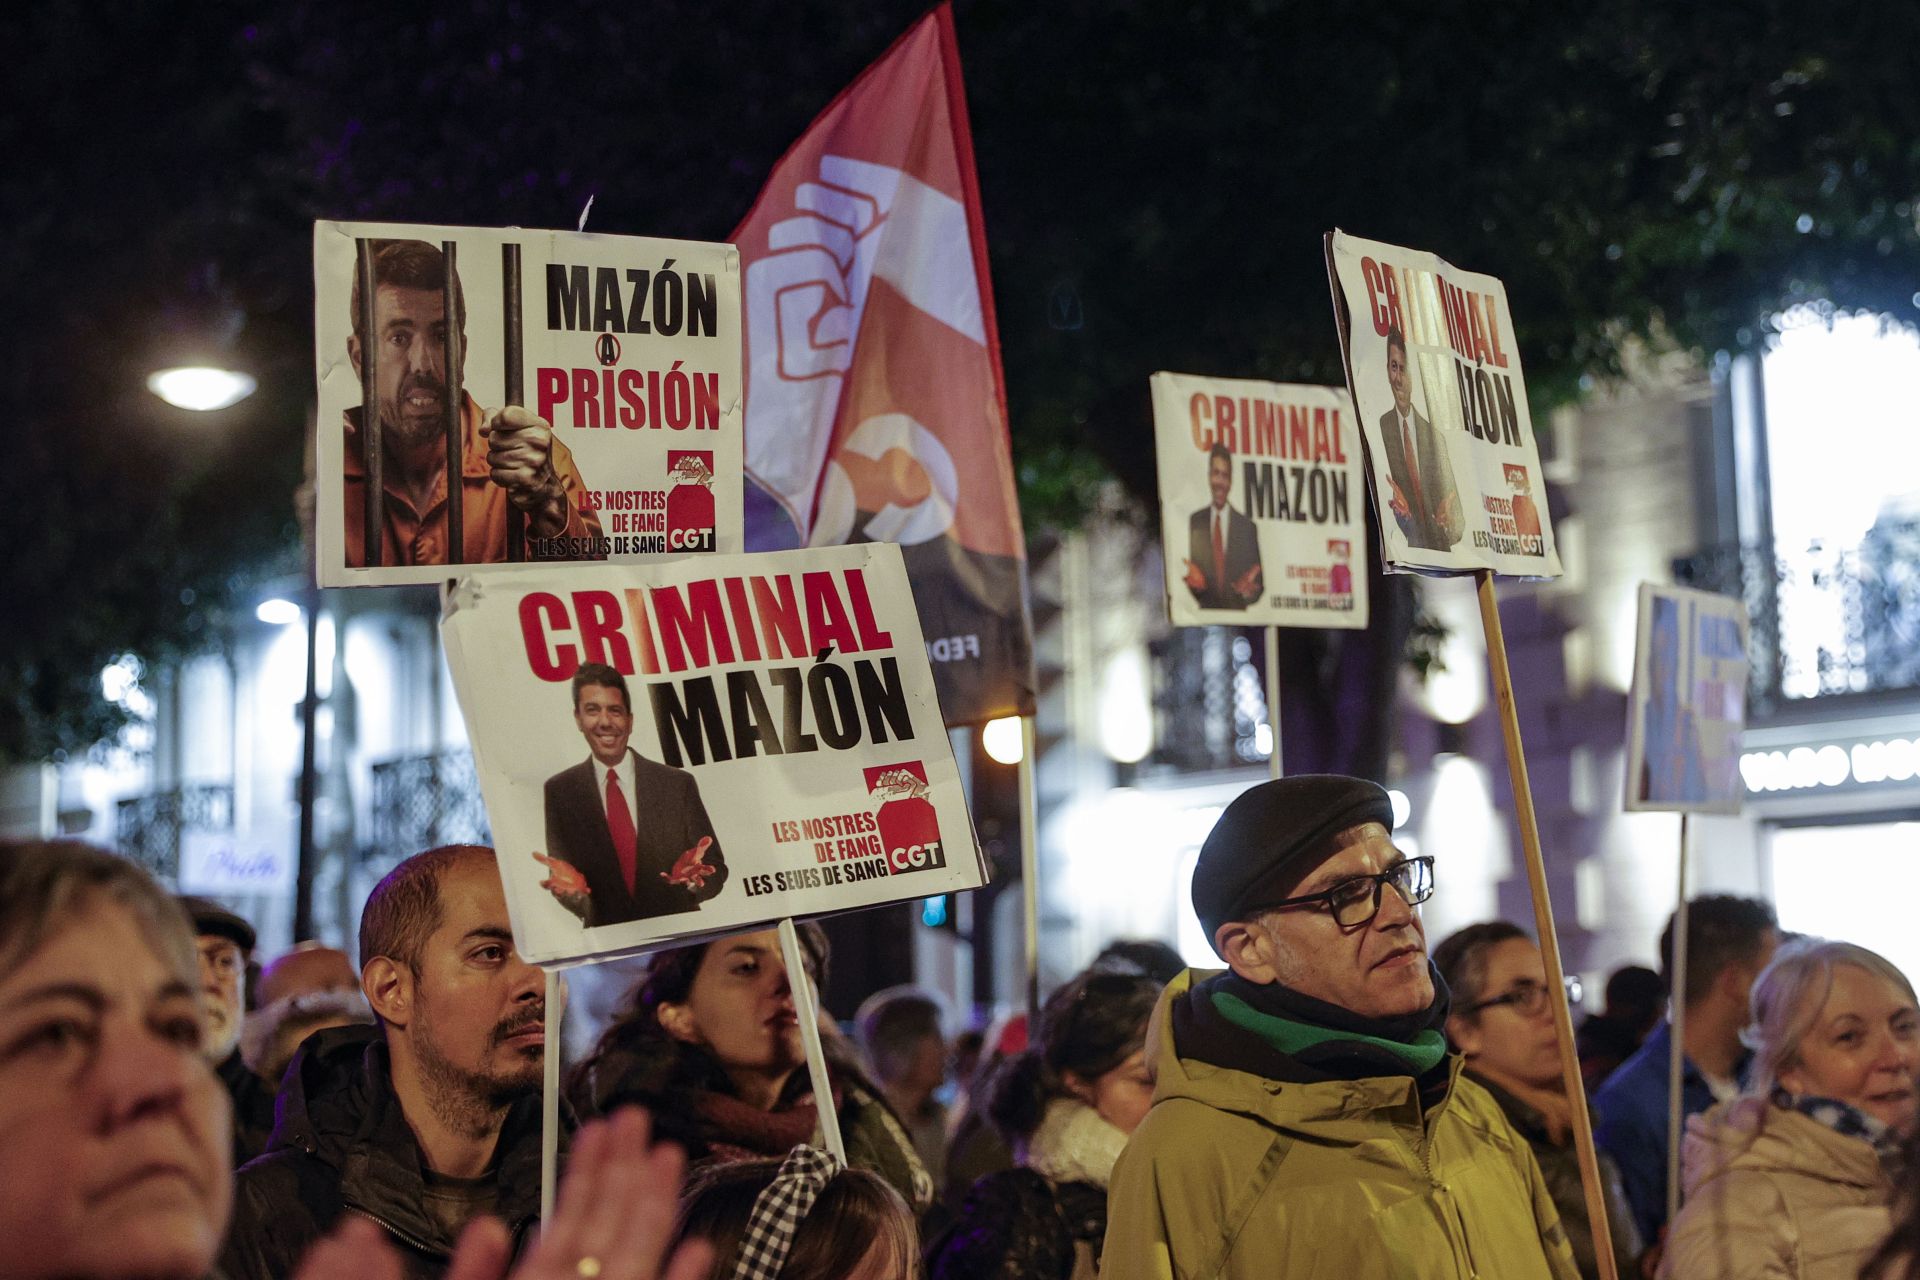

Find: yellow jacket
[1103,970,1580,1280]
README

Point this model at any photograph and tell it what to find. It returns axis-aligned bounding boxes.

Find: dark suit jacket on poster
[1378,407,1465,551]
[543,751,728,928]
[1186,504,1263,610]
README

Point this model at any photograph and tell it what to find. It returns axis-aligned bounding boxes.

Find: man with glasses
[1436,922,1642,1278]
[179,896,278,1166]
[1104,775,1577,1278]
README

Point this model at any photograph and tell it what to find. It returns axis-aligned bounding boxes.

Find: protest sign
[314,221,742,587]
[440,542,983,967]
[1326,230,1562,579]
[1624,583,1750,814]
[1152,374,1370,629]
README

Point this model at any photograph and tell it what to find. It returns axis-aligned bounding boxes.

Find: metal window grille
[1674,515,1920,715]
[114,784,235,883]
[367,750,491,876]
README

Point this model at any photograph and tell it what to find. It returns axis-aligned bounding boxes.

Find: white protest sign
[1624,583,1750,814]
[440,543,984,966]
[315,220,742,587]
[1327,230,1562,579]
[1152,374,1369,629]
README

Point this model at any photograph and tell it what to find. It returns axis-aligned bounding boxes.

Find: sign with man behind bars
[1151,373,1370,629]
[1326,230,1563,580]
[314,221,743,587]
[440,542,984,967]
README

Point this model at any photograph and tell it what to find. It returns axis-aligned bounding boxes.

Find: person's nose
[1872,1028,1920,1077]
[409,335,442,382]
[93,1017,196,1130]
[1373,879,1417,931]
[503,953,545,1005]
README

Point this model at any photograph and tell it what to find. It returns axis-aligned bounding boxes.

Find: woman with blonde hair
[1660,938,1919,1278]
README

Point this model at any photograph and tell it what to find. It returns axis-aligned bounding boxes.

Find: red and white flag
[734,3,1034,726]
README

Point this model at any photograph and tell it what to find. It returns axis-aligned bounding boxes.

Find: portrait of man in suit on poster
[532,662,727,928]
[1378,327,1465,551]
[1183,443,1264,609]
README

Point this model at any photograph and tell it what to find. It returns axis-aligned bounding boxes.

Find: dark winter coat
[220,1025,546,1280]
[569,1024,932,1211]
[927,1098,1127,1280]
[216,1047,279,1168]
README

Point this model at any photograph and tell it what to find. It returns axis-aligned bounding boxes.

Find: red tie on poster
[605,769,637,894]
[733,2,1035,727]
[1212,513,1226,590]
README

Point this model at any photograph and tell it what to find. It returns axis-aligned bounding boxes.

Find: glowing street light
[255,598,302,626]
[147,366,257,412]
[982,716,1025,766]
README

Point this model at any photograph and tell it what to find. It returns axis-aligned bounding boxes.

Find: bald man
[241,943,374,1086]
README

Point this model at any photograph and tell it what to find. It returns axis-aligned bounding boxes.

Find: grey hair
[0,840,198,987]
[1743,938,1918,1097]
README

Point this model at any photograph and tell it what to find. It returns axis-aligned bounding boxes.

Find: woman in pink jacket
[1661,939,1918,1279]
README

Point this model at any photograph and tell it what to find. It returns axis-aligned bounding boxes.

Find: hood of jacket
[1025,1097,1129,1191]
[1146,968,1467,1136]
[270,1024,547,1250]
[1680,1093,1890,1200]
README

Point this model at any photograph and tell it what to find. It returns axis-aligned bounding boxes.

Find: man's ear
[1445,1013,1480,1059]
[347,333,363,380]
[1215,919,1280,985]
[363,957,411,1028]
[657,1001,701,1046]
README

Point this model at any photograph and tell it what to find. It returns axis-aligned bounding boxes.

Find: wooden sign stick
[1476,569,1619,1280]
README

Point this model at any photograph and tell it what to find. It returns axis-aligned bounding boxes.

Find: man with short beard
[222,846,549,1280]
[180,895,278,1166]
[1104,776,1577,1279]
[343,238,602,567]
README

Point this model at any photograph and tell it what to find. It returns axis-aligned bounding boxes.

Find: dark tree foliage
[7,0,1920,763]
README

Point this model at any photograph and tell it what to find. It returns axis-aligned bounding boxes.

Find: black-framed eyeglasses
[1255,856,1435,929]
[1464,976,1584,1018]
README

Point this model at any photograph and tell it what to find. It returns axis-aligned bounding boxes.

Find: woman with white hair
[1660,938,1920,1279]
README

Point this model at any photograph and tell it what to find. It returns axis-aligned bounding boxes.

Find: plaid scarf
[1774,1086,1906,1174]
[730,1145,843,1280]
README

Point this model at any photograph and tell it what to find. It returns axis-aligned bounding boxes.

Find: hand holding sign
[662,837,717,892]
[481,406,567,533]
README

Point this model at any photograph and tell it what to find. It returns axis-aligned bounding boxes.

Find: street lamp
[147,366,257,412]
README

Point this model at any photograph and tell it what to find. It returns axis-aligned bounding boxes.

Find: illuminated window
[1770,822,1920,981]
[1758,309,1920,698]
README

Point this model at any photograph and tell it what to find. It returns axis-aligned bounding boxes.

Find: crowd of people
[6,772,1920,1279]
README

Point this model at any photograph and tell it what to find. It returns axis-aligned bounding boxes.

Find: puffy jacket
[220,1025,546,1280]
[1103,970,1580,1280]
[927,1097,1126,1280]
[1659,1094,1893,1280]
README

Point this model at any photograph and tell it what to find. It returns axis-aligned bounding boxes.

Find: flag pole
[1476,570,1619,1280]
[779,917,847,1162]
[1265,627,1284,779]
[1667,812,1693,1227]
[540,967,563,1224]
[1019,715,1041,1022]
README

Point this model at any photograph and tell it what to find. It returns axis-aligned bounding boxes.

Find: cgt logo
[666,450,716,553]
[863,761,946,875]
